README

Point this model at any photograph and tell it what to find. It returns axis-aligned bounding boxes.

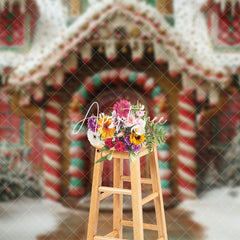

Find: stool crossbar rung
[87,145,168,240]
[99,192,112,201]
[105,230,118,237]
[142,192,159,205]
[121,220,158,231]
[94,236,127,240]
[120,176,152,184]
[99,186,132,195]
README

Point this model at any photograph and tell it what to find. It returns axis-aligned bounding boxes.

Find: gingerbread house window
[0,91,25,147]
[202,1,240,50]
[0,1,39,50]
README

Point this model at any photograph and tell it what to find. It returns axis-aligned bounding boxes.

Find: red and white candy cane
[69,112,86,197]
[43,95,62,201]
[178,92,197,199]
[153,92,172,198]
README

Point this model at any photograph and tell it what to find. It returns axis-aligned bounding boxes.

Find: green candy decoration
[93,74,102,87]
[161,180,170,188]
[129,72,137,83]
[71,158,85,169]
[158,161,169,169]
[71,141,84,148]
[151,86,162,98]
[71,177,83,187]
[79,87,89,100]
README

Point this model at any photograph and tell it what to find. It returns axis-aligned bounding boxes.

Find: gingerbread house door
[87,86,153,191]
[70,70,172,203]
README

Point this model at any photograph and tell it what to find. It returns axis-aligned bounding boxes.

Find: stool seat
[87,145,168,240]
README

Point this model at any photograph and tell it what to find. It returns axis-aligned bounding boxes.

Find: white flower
[131,125,145,135]
[140,104,145,110]
[116,131,124,137]
[108,121,115,129]
[112,110,117,118]
[87,129,104,146]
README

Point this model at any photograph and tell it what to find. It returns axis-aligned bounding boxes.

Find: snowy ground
[180,187,240,240]
[0,188,240,240]
[0,197,69,240]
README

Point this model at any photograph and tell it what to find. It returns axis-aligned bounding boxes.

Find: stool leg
[87,150,104,240]
[149,147,168,240]
[113,158,123,238]
[130,156,144,240]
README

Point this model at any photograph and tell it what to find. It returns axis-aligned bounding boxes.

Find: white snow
[0,197,68,240]
[180,187,240,240]
[0,188,240,240]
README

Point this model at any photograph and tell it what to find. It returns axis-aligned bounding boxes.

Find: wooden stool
[87,145,168,240]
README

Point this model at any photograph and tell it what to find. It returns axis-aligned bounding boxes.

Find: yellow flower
[130,132,146,146]
[97,116,115,139]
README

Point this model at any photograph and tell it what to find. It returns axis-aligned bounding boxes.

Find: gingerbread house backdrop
[1,0,240,204]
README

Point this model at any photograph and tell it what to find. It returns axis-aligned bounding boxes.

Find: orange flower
[97,116,115,139]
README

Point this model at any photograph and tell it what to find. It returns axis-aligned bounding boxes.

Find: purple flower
[125,135,131,146]
[132,144,141,153]
[124,145,130,152]
[88,116,98,132]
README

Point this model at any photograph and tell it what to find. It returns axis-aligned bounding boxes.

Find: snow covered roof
[5,0,239,90]
[174,0,239,79]
[7,0,178,86]
[0,0,68,71]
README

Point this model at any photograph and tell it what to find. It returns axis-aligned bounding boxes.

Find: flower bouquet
[87,100,166,163]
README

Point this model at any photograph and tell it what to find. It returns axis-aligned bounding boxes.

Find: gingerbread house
[1,0,240,203]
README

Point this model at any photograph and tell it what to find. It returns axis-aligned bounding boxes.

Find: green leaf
[129,151,138,163]
[98,146,110,152]
[153,123,157,133]
[96,152,112,164]
[106,152,113,161]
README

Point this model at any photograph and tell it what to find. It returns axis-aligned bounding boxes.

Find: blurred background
[0,0,240,239]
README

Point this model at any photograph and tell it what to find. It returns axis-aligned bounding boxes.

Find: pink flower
[125,113,136,127]
[136,118,146,126]
[113,100,131,118]
[136,111,145,117]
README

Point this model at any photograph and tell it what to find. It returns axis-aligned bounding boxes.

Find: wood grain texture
[113,158,123,238]
[130,156,144,240]
[149,146,168,240]
[87,150,104,240]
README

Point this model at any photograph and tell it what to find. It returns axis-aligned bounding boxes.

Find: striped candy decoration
[157,125,172,198]
[152,88,172,198]
[69,112,87,197]
[178,92,197,200]
[43,95,62,201]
